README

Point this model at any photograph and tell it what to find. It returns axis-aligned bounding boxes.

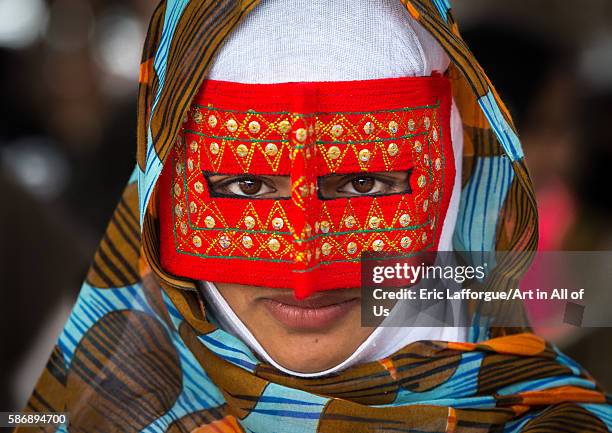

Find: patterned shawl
[18,1,611,432]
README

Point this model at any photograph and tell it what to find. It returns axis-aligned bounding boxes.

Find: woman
[19,0,611,432]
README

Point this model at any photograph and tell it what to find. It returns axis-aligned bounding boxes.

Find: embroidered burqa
[18,1,611,432]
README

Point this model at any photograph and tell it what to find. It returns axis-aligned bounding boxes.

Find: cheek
[215,283,259,316]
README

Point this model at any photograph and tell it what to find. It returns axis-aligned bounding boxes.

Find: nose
[288,114,321,299]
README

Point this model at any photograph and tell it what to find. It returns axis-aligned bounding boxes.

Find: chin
[265,336,349,374]
[271,351,344,374]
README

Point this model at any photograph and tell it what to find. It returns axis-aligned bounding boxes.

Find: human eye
[337,175,393,196]
[321,171,410,199]
[207,174,290,199]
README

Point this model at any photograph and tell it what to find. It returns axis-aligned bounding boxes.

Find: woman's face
[214,283,373,373]
[208,171,410,372]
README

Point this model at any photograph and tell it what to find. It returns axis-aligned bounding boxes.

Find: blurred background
[0,0,610,413]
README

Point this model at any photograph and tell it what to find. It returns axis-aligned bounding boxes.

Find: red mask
[158,76,455,298]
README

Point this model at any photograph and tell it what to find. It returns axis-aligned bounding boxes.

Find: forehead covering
[158,76,455,298]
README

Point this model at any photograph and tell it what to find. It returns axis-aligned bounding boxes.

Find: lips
[260,293,360,330]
